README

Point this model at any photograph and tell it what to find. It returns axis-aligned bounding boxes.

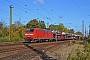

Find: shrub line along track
[0,40,70,60]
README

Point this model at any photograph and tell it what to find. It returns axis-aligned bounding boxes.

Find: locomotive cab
[24,28,35,42]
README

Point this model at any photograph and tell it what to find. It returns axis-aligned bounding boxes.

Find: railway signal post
[89,25,90,36]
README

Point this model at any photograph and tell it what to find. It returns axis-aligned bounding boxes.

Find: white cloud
[34,2,36,4]
[38,0,44,3]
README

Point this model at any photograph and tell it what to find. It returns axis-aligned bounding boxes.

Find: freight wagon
[56,32,82,40]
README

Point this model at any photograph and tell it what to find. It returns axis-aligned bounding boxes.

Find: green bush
[86,35,90,43]
[87,39,90,43]
[84,44,90,52]
[0,37,10,42]
[67,40,90,60]
[12,37,24,42]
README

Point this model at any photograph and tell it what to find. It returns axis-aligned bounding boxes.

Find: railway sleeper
[0,51,37,60]
[0,47,28,53]
[13,51,37,60]
[19,54,38,60]
[0,48,33,58]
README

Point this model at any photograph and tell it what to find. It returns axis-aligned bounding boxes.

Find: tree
[75,31,83,35]
[49,23,69,32]
[64,28,69,33]
[26,19,39,28]
[58,23,65,32]
[0,22,3,37]
[26,19,46,28]
[49,24,55,30]
[38,20,46,28]
[0,22,3,29]
[12,26,25,41]
[68,29,74,34]
[15,21,23,27]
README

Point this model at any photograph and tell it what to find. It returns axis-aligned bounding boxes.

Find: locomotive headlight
[25,34,33,35]
[29,34,33,35]
[25,34,28,35]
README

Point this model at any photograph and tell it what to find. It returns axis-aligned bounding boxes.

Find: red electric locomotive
[24,28,54,42]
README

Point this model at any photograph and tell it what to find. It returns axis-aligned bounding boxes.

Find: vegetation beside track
[67,40,90,60]
[0,37,24,42]
[53,39,90,60]
[0,37,10,42]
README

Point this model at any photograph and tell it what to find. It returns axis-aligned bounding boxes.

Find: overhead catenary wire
[0,0,89,28]
[44,0,90,24]
[44,0,84,24]
[44,0,62,23]
[5,0,51,21]
[34,0,57,22]
[44,0,61,17]
[1,0,54,26]
[16,0,53,22]
[0,9,30,20]
[30,0,52,21]
[2,0,79,25]
[73,0,89,17]
[0,0,30,20]
[78,0,90,17]
[18,0,52,21]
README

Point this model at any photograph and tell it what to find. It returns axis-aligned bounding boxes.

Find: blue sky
[0,0,90,33]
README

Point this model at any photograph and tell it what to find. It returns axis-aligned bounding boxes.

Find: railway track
[0,42,39,60]
[0,40,70,60]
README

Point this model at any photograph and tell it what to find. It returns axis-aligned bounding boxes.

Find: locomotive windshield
[26,29,34,32]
